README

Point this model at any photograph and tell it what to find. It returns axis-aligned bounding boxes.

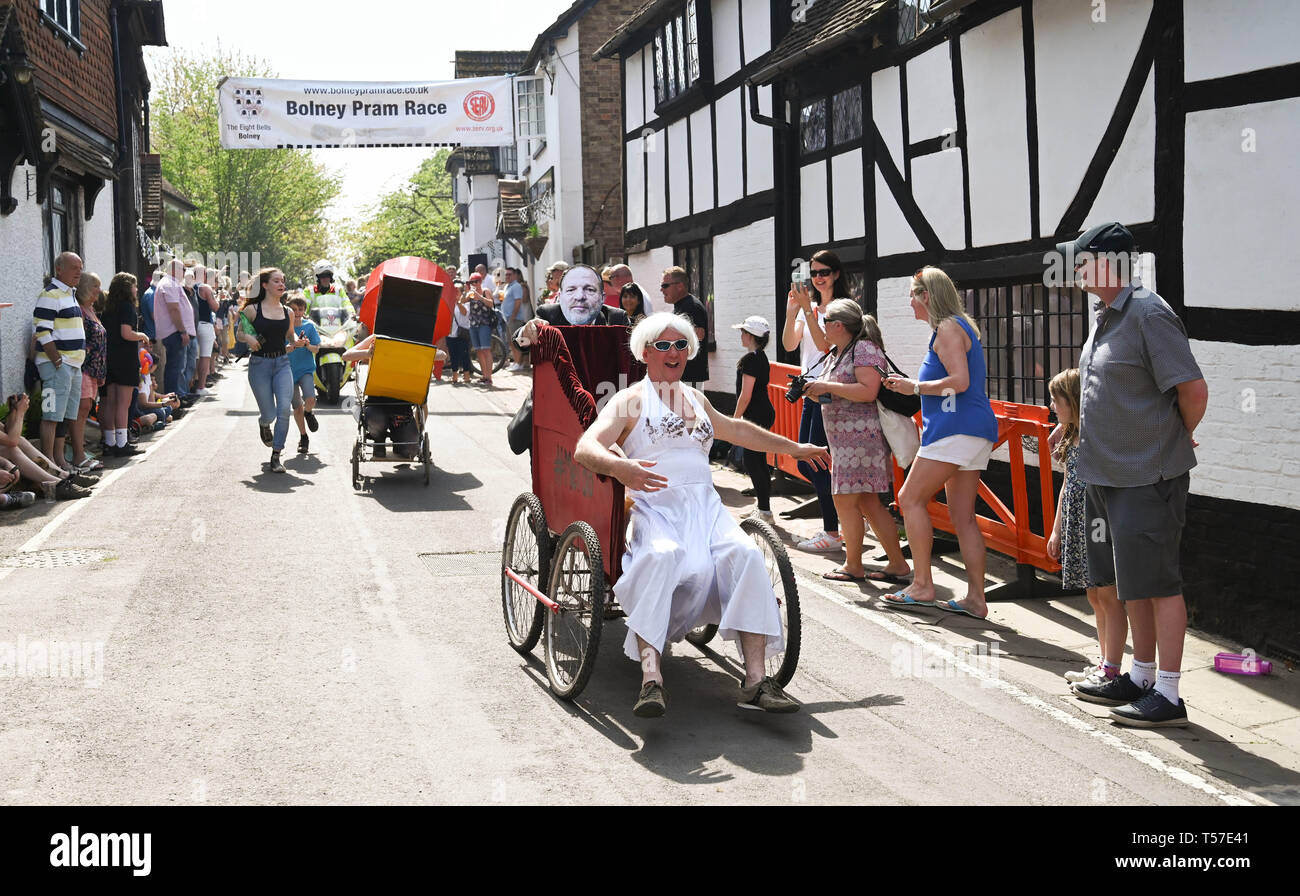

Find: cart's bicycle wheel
[421,434,431,486]
[738,517,801,686]
[543,521,604,699]
[685,623,717,646]
[501,493,549,654]
[350,442,362,490]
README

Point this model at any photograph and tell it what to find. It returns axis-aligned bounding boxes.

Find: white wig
[629,311,700,359]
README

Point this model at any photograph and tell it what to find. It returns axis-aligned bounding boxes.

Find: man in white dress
[574,312,830,717]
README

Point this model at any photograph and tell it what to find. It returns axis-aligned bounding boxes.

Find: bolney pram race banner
[216,76,514,149]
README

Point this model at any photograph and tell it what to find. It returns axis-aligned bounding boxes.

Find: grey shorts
[1085,475,1189,602]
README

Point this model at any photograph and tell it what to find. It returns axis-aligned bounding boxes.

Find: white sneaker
[195,388,211,397]
[507,363,524,373]
[748,509,775,523]
[1064,662,1100,683]
[796,530,843,552]
[1069,667,1111,692]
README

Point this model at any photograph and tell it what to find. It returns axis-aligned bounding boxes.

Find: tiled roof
[592,0,673,60]
[453,51,530,79]
[753,0,893,83]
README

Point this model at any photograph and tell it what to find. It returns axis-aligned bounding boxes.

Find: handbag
[506,394,533,455]
[876,352,922,418]
[877,402,921,467]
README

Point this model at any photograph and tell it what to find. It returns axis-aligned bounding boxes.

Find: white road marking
[798,575,1261,806]
[0,394,197,578]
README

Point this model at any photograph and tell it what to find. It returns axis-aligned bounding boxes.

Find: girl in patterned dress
[1047,369,1124,689]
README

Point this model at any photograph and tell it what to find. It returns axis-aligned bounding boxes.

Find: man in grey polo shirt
[1062,223,1208,728]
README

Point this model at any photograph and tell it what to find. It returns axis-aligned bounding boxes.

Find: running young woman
[237,268,307,473]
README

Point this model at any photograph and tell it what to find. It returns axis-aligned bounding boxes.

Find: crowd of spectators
[1,251,242,513]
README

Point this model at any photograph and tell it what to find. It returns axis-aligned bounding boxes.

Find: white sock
[1131,659,1157,689]
[1154,670,1181,703]
[114,429,126,447]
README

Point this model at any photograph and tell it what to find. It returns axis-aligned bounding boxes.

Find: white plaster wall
[831,149,865,240]
[626,142,646,231]
[799,161,828,246]
[466,174,501,261]
[553,28,586,263]
[712,0,743,82]
[668,118,691,219]
[872,66,904,171]
[83,190,115,277]
[0,165,46,396]
[963,8,1032,247]
[625,51,645,132]
[911,150,965,249]
[1184,98,1300,311]
[1188,340,1300,511]
[690,106,714,213]
[643,42,656,120]
[1088,70,1154,228]
[627,246,674,300]
[1184,0,1300,82]
[745,84,774,194]
[715,88,744,207]
[741,0,772,65]
[713,218,775,393]
[906,41,957,141]
[646,129,667,226]
[875,168,923,256]
[1034,0,1152,233]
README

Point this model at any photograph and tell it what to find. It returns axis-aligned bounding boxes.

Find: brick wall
[14,0,117,140]
[577,0,644,261]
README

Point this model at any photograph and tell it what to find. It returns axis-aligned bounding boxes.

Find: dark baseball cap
[1055,222,1136,259]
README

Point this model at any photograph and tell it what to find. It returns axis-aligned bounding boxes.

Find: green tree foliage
[149,47,340,281]
[343,150,460,276]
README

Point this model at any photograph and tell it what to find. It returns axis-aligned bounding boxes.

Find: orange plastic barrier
[763,362,1059,575]
[904,399,1060,574]
[766,361,808,481]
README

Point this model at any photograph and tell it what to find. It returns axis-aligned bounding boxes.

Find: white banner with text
[217,76,514,149]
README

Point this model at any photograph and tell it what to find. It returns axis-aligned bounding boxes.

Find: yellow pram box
[363,336,438,406]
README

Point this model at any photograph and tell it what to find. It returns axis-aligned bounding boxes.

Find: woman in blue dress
[883,266,998,619]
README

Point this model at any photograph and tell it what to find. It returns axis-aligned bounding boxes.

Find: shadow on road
[513,618,904,787]
[239,468,314,491]
[360,468,482,513]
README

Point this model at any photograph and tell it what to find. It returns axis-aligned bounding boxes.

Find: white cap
[732,315,771,337]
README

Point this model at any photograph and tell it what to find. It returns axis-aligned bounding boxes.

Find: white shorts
[197,321,216,358]
[916,434,994,471]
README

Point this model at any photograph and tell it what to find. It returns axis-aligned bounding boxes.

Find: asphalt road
[0,366,1261,805]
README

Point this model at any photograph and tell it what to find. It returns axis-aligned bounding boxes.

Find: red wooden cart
[499,325,801,700]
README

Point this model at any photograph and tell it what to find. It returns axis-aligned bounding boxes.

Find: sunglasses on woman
[652,338,690,351]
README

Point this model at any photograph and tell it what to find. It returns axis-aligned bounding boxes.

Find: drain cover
[0,549,114,569]
[419,551,499,578]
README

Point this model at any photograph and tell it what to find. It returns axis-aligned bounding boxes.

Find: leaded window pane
[833,85,863,145]
[801,99,826,154]
[686,1,700,84]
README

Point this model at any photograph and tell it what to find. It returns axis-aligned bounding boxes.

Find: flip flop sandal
[936,599,988,620]
[822,569,866,582]
[880,592,937,610]
[864,569,910,585]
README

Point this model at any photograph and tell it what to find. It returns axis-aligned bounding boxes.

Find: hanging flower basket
[524,235,549,258]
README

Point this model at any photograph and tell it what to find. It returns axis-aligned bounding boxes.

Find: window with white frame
[41,0,81,43]
[515,76,546,158]
[653,1,705,109]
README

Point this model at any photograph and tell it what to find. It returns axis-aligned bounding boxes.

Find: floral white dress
[613,379,786,662]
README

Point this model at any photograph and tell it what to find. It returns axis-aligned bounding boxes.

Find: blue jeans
[183,335,199,392]
[162,332,187,396]
[468,324,492,351]
[247,355,293,451]
[798,398,838,532]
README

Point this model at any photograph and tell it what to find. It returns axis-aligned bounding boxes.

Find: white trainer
[796,530,842,552]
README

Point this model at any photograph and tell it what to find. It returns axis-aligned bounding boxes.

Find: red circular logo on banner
[464,91,495,122]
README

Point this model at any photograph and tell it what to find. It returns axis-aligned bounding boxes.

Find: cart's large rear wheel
[501,493,549,654]
[738,517,801,685]
[350,442,362,490]
[544,521,604,700]
[421,434,431,486]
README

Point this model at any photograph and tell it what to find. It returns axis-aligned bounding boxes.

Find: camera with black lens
[784,373,809,404]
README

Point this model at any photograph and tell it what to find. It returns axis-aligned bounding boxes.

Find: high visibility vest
[304,284,354,318]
